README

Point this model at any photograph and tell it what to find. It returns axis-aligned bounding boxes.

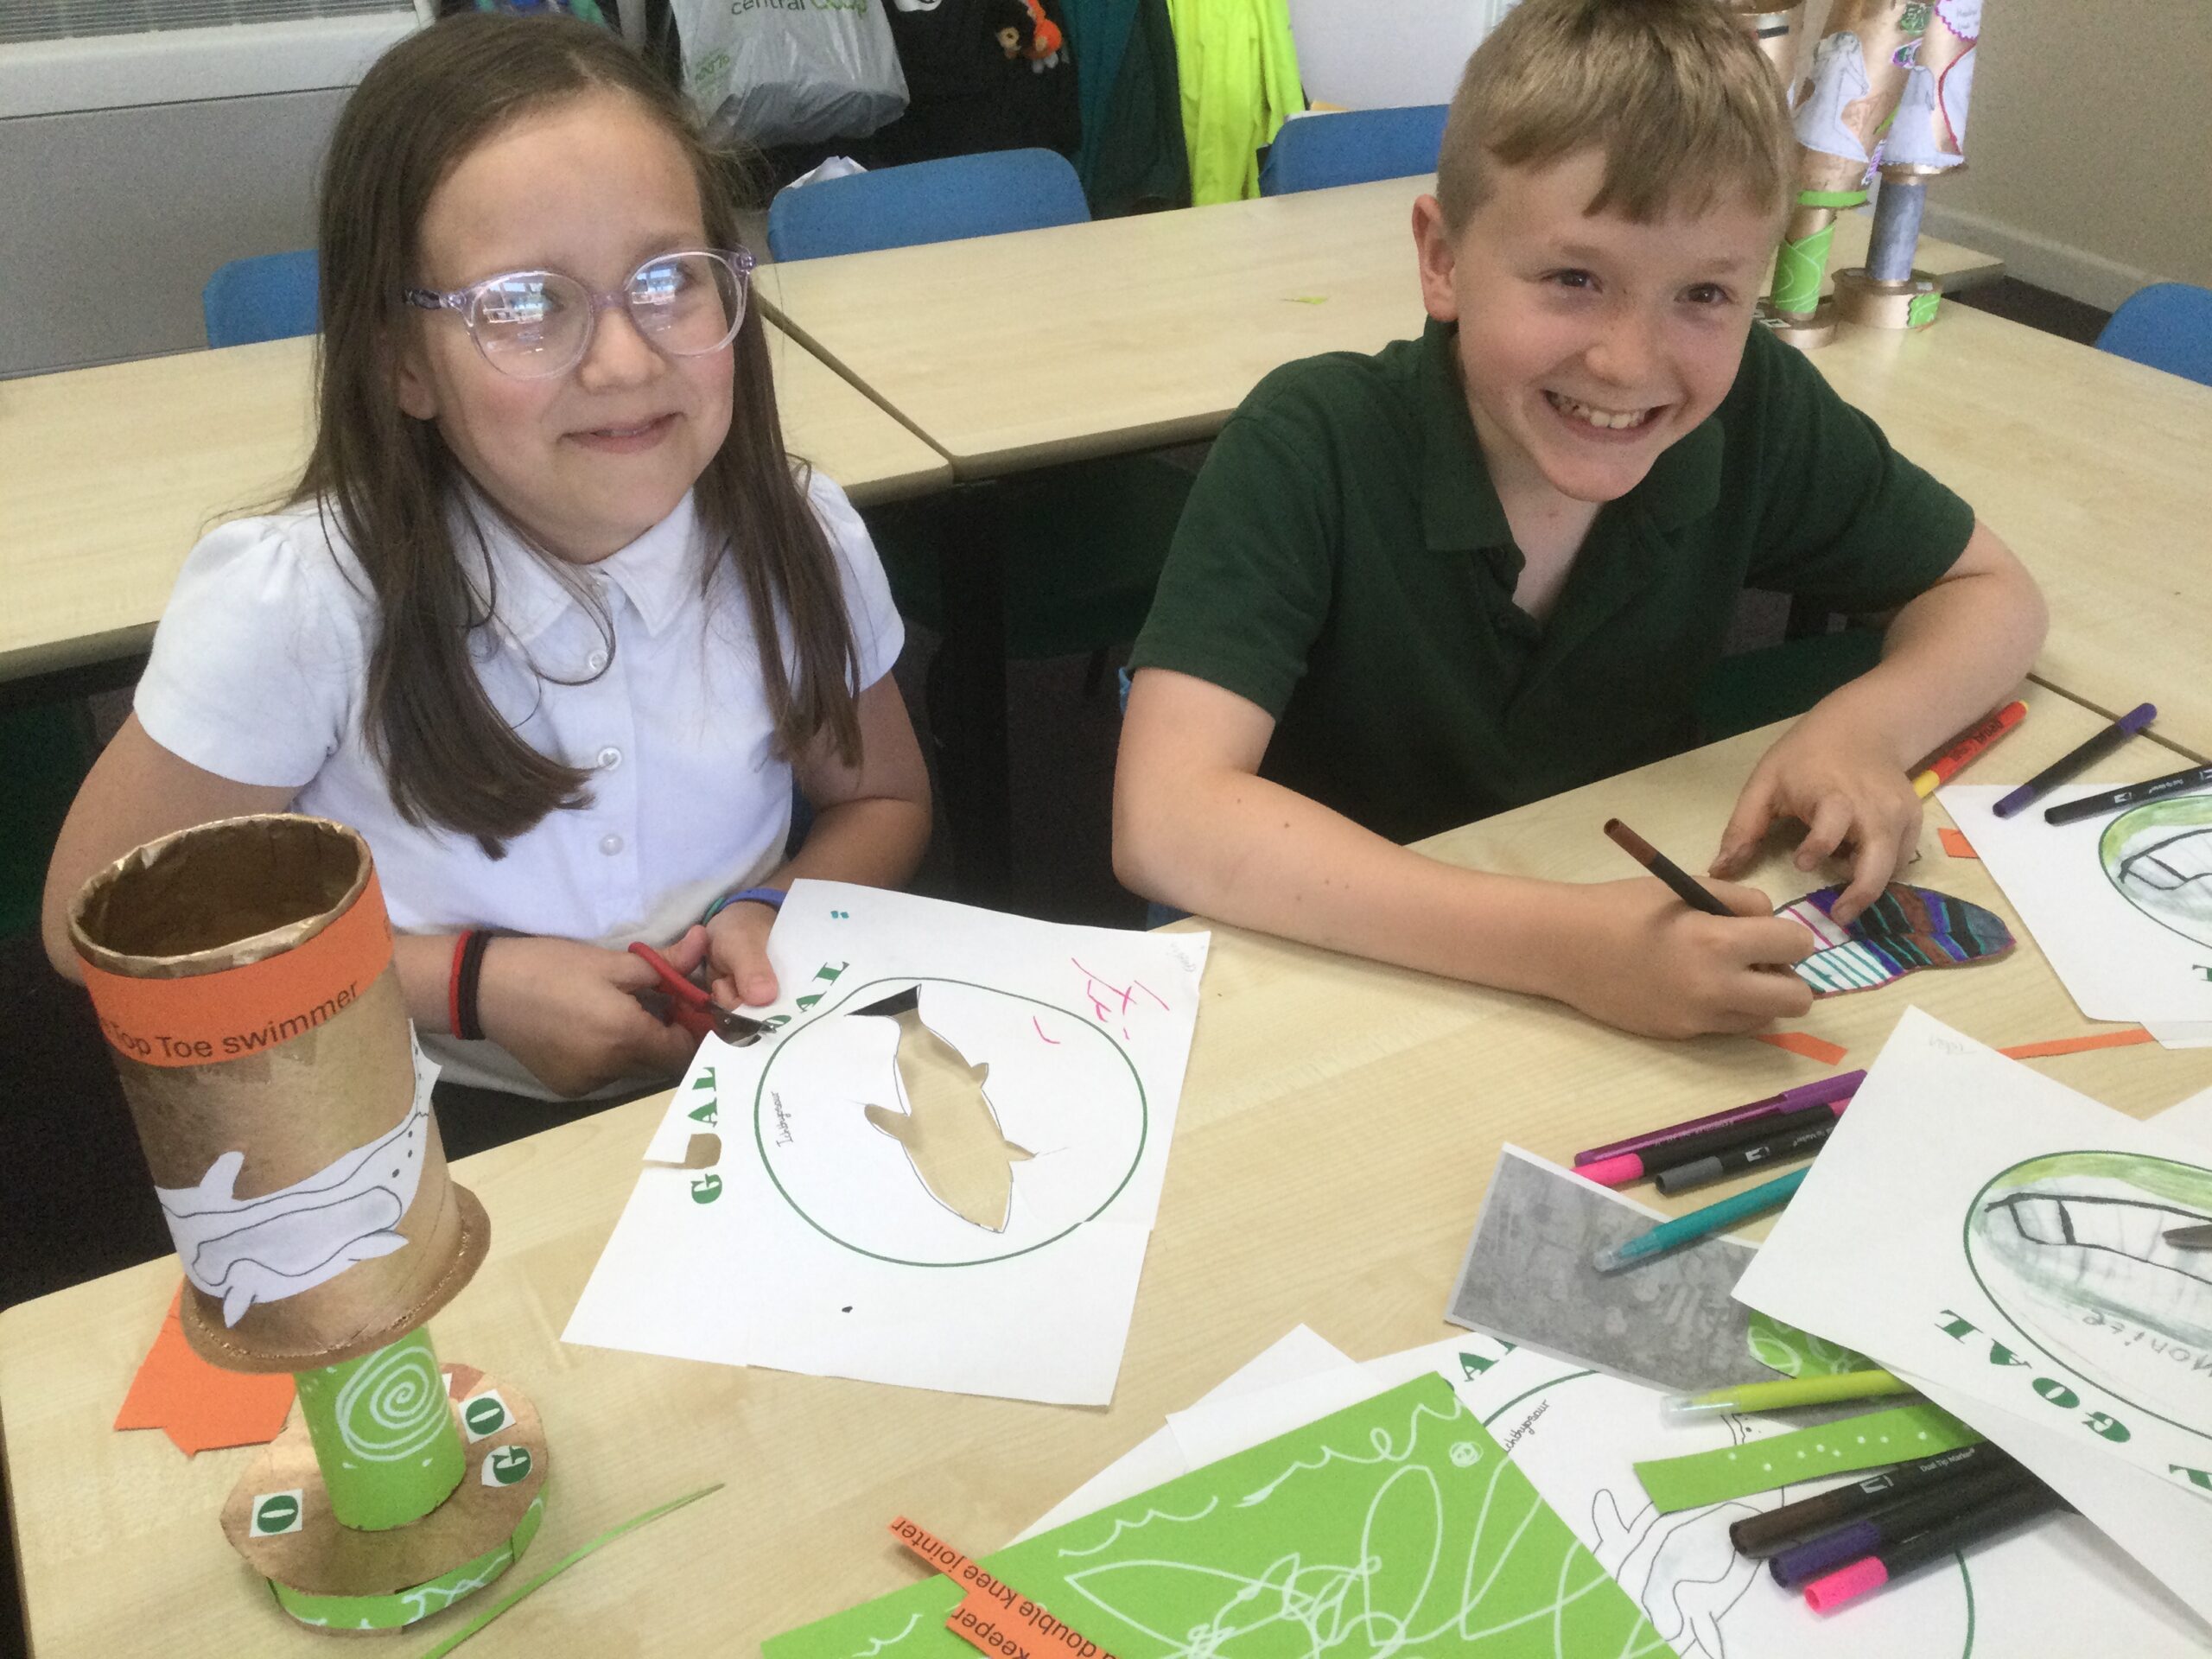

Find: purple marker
[1572,1071,1865,1171]
[1991,702,2156,819]
[1769,1465,2035,1590]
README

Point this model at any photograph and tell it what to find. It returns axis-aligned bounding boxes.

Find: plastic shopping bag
[672,0,911,149]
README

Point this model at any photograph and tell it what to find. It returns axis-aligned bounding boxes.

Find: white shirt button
[599,834,624,856]
[597,746,622,771]
[587,649,608,673]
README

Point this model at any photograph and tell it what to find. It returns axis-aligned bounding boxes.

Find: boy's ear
[1412,195,1461,324]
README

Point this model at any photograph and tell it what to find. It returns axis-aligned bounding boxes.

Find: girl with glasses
[44,14,931,1124]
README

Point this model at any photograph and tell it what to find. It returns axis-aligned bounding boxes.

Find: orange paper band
[1939,828,1978,859]
[891,1518,1120,1659]
[1999,1027,2155,1060]
[1754,1030,1850,1065]
[79,870,394,1067]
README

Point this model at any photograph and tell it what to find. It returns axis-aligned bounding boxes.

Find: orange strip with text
[890,1517,1121,1659]
[1754,1031,1849,1065]
[79,871,393,1067]
[1999,1027,2155,1060]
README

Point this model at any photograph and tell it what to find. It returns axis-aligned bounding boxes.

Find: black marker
[2043,763,2212,827]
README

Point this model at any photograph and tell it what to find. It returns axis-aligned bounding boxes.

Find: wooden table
[0,323,951,691]
[6,681,2204,1656]
[759,175,2002,480]
[1811,303,2212,763]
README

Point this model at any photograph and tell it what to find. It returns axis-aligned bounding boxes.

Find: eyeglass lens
[468,254,744,376]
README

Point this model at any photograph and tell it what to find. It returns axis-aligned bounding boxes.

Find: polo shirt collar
[1414,316,1727,547]
[454,490,707,648]
[1416,318,1514,555]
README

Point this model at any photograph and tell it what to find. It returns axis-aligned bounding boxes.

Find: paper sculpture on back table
[1943,783,2212,1022]
[1777,881,2013,996]
[564,880,1209,1406]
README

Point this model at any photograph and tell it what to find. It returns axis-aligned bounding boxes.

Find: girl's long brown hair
[302,12,861,856]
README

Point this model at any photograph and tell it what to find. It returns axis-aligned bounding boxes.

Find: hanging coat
[1162,0,1304,204]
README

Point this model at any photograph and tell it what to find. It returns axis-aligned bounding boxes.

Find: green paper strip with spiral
[294,1326,466,1531]
[1770,220,1838,317]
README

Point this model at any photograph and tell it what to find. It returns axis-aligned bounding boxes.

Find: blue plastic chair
[202,250,320,348]
[2094,282,2212,389]
[767,150,1090,262]
[1258,105,1449,197]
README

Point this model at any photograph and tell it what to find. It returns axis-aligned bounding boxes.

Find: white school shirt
[136,474,904,1096]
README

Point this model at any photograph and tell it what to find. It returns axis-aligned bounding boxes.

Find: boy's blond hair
[1436,0,1794,232]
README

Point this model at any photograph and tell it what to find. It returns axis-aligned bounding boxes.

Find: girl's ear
[393,330,439,422]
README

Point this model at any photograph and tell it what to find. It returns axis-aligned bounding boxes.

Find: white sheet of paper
[1942,782,2212,1023]
[2152,1023,2212,1050]
[1734,1007,2212,1614]
[564,880,1209,1405]
[1011,1325,1354,1542]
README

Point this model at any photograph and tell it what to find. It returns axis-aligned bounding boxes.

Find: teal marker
[1592,1167,1809,1274]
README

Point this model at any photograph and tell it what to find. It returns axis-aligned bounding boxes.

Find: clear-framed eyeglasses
[402,248,755,379]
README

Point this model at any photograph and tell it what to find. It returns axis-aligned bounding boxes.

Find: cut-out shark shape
[156,1099,429,1327]
[861,1003,1031,1233]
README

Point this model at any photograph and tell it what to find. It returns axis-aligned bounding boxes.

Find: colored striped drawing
[1780,884,2015,997]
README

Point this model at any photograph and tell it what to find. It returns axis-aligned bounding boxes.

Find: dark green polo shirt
[1128,315,1975,843]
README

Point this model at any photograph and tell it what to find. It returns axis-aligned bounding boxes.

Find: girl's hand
[474,933,709,1098]
[695,899,782,1008]
[1546,878,1816,1039]
[1710,717,1922,925]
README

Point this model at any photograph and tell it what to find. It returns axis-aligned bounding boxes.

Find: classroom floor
[0,275,2111,1656]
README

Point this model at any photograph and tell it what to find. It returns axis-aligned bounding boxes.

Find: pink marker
[1573,1071,1863,1172]
[1575,1096,1853,1188]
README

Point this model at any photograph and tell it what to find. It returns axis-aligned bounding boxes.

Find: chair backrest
[1258,105,1449,197]
[2094,282,2212,389]
[202,251,321,349]
[766,149,1090,262]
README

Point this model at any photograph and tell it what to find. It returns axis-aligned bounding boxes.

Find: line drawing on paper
[1967,1149,2212,1440]
[2103,798,2212,951]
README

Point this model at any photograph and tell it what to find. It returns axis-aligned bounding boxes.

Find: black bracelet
[455,928,496,1043]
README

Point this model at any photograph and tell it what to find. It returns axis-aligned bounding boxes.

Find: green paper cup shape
[294,1327,466,1531]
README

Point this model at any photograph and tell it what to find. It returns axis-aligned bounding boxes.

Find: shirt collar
[454,490,707,648]
[1414,315,1726,549]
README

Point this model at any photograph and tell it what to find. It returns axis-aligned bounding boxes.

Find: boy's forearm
[1808,531,2047,765]
[1116,766,1582,1001]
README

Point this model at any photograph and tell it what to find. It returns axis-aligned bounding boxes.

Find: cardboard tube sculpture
[1763,0,1929,348]
[1726,2,1806,81]
[1834,0,1984,329]
[72,816,546,1633]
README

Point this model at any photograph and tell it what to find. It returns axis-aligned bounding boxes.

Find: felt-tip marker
[1573,1071,1864,1168]
[1992,702,2155,819]
[1729,1442,2014,1557]
[1592,1167,1808,1273]
[1802,1479,2069,1613]
[1652,1116,1838,1196]
[1911,700,2026,798]
[2041,764,2212,827]
[1770,1464,2037,1590]
[1580,1098,1847,1189]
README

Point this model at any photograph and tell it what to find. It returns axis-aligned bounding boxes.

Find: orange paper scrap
[114,1284,295,1456]
[1999,1027,2156,1060]
[1939,828,1978,859]
[891,1517,1121,1659]
[1753,1031,1850,1065]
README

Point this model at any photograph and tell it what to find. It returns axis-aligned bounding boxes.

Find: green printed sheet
[1744,1310,1873,1379]
[767,1375,1671,1658]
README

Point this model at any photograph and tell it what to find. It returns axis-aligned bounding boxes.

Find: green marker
[1592,1167,1808,1274]
[1663,1368,1915,1424]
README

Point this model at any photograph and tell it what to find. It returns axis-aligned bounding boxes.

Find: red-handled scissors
[626,942,768,1046]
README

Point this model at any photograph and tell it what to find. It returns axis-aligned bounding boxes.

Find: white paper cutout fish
[156,1044,436,1326]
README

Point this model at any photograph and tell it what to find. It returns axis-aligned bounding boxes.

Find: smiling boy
[1112,0,2046,1038]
